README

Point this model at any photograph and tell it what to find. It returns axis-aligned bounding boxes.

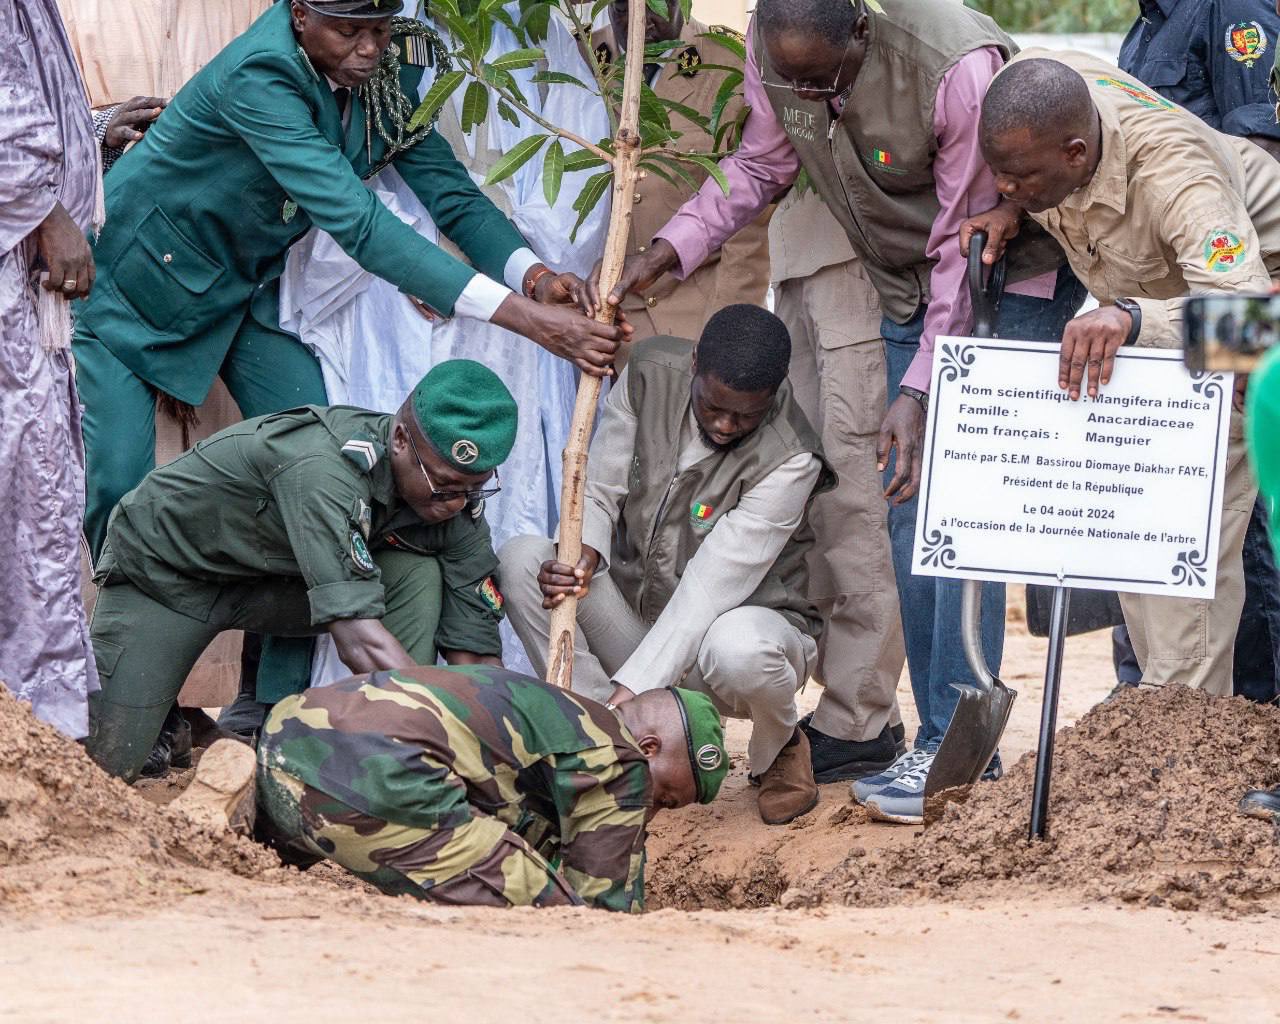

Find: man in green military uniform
[86,359,517,782]
[73,0,627,558]
[256,663,727,911]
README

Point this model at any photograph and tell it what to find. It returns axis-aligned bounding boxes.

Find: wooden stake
[546,0,647,688]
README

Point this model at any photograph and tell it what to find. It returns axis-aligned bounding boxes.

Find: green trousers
[75,289,329,701]
[86,548,443,783]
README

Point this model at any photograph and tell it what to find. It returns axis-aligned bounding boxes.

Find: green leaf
[438,11,481,62]
[483,133,548,186]
[570,169,613,243]
[645,154,701,193]
[520,1,550,44]
[531,70,591,89]
[707,72,741,136]
[657,96,710,132]
[408,70,466,130]
[676,0,692,22]
[563,148,608,173]
[497,99,520,126]
[492,6,524,42]
[638,81,670,131]
[644,0,669,16]
[542,140,565,207]
[490,47,545,71]
[699,29,744,61]
[590,0,612,21]
[460,80,488,135]
[639,161,682,190]
[682,154,730,196]
[480,63,529,106]
[642,39,686,57]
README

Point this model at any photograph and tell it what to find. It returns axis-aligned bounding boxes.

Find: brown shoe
[757,730,820,825]
[170,739,257,835]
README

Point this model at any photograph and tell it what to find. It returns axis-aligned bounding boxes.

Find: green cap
[411,360,518,474]
[672,688,728,804]
[299,0,405,17]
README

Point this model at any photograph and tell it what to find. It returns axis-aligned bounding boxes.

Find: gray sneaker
[862,751,936,825]
[851,747,933,805]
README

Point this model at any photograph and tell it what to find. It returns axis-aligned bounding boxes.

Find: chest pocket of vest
[1141,58,1203,95]
[112,206,225,332]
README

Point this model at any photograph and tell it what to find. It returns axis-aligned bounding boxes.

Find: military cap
[411,359,518,474]
[299,0,406,18]
[672,688,728,804]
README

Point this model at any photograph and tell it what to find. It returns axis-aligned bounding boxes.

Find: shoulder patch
[350,530,376,573]
[1203,228,1247,272]
[399,33,436,68]
[1093,76,1174,111]
[477,576,505,614]
[341,434,384,472]
[1226,21,1268,67]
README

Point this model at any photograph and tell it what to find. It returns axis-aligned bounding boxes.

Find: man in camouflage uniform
[86,359,516,782]
[256,663,728,911]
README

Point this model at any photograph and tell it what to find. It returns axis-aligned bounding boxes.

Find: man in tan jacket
[589,0,771,347]
[966,49,1280,694]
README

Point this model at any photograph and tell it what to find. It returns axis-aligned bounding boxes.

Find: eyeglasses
[405,428,501,503]
[760,35,855,98]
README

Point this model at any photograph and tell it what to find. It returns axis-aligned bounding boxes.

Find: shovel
[922,232,1018,824]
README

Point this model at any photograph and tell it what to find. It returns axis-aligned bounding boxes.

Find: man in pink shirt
[590,0,1085,823]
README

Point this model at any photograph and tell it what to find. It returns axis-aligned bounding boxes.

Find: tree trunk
[545,0,647,688]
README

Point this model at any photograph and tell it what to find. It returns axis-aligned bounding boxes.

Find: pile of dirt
[0,685,282,910]
[792,686,1280,914]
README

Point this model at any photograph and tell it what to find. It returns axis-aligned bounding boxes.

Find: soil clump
[791,686,1280,914]
[0,685,282,912]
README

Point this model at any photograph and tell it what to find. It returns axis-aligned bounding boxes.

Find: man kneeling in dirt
[86,360,515,783]
[501,305,834,826]
[254,664,727,910]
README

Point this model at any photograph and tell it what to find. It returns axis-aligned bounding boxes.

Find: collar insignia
[677,46,701,77]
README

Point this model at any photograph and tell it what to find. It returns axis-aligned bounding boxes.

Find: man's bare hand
[538,546,601,608]
[35,202,94,300]
[958,200,1023,266]
[104,96,166,149]
[583,238,679,317]
[531,267,584,306]
[1059,306,1131,400]
[328,618,415,673]
[878,393,926,505]
[492,295,632,377]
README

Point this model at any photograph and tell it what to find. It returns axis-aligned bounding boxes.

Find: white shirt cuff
[504,247,541,293]
[452,273,513,322]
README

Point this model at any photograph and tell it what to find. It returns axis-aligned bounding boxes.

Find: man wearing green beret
[254,663,727,911]
[85,359,519,783]
[73,0,626,560]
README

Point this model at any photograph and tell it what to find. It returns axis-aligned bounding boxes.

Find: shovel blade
[922,678,1017,823]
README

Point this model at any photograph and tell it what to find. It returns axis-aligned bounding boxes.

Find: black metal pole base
[1029,585,1072,840]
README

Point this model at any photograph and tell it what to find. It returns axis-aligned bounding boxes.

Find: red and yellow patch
[477,576,504,613]
[1094,77,1175,111]
[1203,229,1247,273]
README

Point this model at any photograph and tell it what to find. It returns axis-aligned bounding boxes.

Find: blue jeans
[883,266,1088,749]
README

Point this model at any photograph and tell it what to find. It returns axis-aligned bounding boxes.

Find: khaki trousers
[499,535,817,773]
[1121,417,1256,695]
[773,261,905,742]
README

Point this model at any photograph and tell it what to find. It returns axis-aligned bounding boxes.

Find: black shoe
[891,721,907,757]
[139,706,192,779]
[798,714,898,783]
[1239,786,1280,822]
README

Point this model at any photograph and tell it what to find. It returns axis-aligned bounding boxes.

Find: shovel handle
[967,230,1007,340]
[961,578,996,697]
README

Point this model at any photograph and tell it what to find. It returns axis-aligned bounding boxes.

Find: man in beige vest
[500,306,833,825]
[965,51,1280,694]
[769,187,907,765]
[588,0,771,348]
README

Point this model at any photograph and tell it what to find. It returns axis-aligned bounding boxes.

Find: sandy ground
[3,596,1278,1023]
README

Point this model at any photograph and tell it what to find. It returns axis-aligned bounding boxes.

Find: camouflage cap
[672,688,728,804]
[411,359,518,474]
[299,0,406,18]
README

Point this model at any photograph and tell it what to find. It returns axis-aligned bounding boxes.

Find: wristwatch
[1113,297,1142,346]
[899,384,929,412]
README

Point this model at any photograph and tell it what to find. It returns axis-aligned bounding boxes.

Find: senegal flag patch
[1203,228,1246,273]
[690,502,715,529]
[477,576,504,614]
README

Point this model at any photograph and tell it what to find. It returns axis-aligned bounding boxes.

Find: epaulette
[708,24,745,44]
[341,431,385,472]
[398,33,436,67]
[594,41,614,69]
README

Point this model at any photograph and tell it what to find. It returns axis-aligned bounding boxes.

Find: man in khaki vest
[587,0,771,349]
[500,306,833,825]
[769,188,907,766]
[587,0,1085,819]
[964,51,1280,696]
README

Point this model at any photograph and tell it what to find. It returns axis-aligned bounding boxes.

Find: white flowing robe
[281,12,610,680]
[0,0,102,737]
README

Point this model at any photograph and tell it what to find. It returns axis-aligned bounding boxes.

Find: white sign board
[912,339,1232,598]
